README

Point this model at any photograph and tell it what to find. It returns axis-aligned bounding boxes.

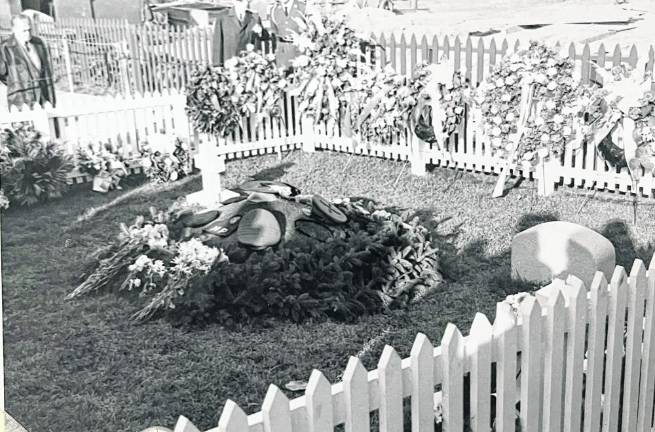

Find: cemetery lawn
[2,151,654,432]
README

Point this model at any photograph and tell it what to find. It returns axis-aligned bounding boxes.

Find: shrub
[0,124,74,206]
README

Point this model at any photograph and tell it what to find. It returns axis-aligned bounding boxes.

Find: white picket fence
[166,258,655,432]
[0,91,191,183]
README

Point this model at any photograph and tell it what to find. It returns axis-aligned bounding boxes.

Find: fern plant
[1,125,74,206]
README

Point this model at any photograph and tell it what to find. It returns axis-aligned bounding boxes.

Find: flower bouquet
[411,62,470,150]
[76,141,129,192]
[357,65,418,144]
[186,48,288,138]
[474,41,581,164]
[67,204,228,321]
[289,15,373,131]
[578,63,655,183]
[140,137,192,184]
[473,41,584,196]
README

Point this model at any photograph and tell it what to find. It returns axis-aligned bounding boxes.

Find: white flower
[545,100,557,110]
[547,81,558,91]
[129,255,153,273]
[541,134,551,144]
[491,126,502,137]
[252,24,262,35]
[266,53,276,62]
[535,73,547,84]
[336,58,348,69]
[246,43,255,52]
[562,126,573,136]
[553,114,565,124]
[495,78,505,88]
[534,117,545,126]
[506,112,516,122]
[493,116,503,125]
[505,76,516,86]
[546,67,558,77]
[501,93,511,102]
[225,57,239,69]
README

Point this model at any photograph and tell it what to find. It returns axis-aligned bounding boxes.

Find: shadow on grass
[250,161,296,181]
[600,218,655,269]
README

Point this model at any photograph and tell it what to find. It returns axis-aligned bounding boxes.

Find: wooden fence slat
[543,286,566,432]
[174,416,201,432]
[442,324,464,431]
[520,297,542,432]
[489,38,497,70]
[409,34,417,77]
[378,345,403,432]
[343,357,370,432]
[217,400,249,432]
[622,260,648,432]
[469,313,492,432]
[493,302,517,432]
[465,37,473,83]
[476,38,485,85]
[602,267,629,432]
[430,35,438,64]
[628,44,639,68]
[443,36,451,61]
[501,38,509,56]
[612,43,622,66]
[306,370,333,432]
[583,273,609,432]
[636,257,655,432]
[563,276,587,432]
[262,385,292,432]
[581,44,591,84]
[379,33,387,67]
[410,333,434,432]
[389,34,397,71]
[420,35,428,64]
[454,36,462,72]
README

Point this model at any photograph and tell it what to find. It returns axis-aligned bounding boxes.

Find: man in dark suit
[211,0,271,67]
[268,0,306,71]
[0,14,56,108]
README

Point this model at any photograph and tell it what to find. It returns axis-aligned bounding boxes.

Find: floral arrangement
[357,66,418,143]
[474,41,581,163]
[0,124,74,206]
[76,141,128,176]
[579,63,655,180]
[411,63,469,146]
[290,15,373,125]
[186,48,287,137]
[67,203,228,322]
[140,137,192,184]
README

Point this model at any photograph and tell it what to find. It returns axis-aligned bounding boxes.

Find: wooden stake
[492,81,535,198]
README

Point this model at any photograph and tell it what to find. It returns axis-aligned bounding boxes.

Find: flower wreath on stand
[577,63,655,185]
[186,47,288,139]
[473,41,584,196]
[289,15,374,140]
[411,62,470,153]
[76,141,129,193]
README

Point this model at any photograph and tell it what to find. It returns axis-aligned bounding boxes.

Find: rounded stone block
[511,221,615,288]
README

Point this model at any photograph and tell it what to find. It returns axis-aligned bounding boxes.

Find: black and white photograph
[1,0,655,431]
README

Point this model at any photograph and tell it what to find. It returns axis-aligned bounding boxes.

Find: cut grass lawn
[2,150,654,432]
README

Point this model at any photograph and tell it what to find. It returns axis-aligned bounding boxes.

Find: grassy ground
[2,150,654,432]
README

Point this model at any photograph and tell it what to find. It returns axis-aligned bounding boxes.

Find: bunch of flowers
[140,137,192,184]
[68,205,228,322]
[290,15,373,125]
[474,41,580,162]
[357,66,419,143]
[76,141,128,176]
[127,238,226,321]
[411,62,470,145]
[186,48,287,137]
[579,63,655,178]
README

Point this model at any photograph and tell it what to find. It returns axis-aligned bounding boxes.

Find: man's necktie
[25,42,42,71]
